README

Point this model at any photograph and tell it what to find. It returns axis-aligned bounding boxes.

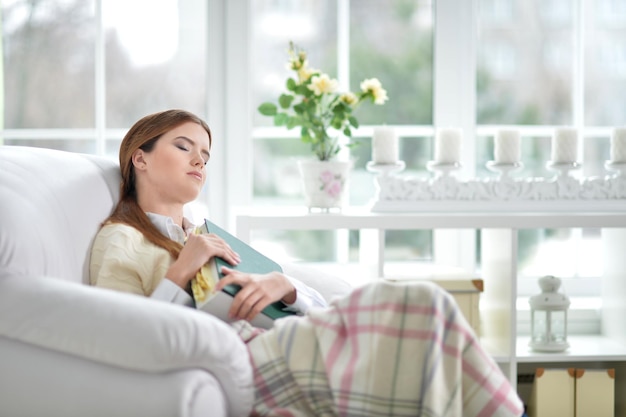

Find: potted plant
[258,42,388,210]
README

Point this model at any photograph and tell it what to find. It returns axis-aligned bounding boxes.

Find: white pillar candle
[551,128,578,163]
[372,126,398,164]
[434,128,461,164]
[610,127,626,163]
[494,129,521,164]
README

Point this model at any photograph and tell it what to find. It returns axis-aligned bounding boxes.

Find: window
[249,0,434,263]
[474,0,625,334]
[3,0,624,325]
[3,0,97,153]
[2,0,210,218]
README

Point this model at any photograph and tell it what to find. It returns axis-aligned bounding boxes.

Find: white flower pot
[297,159,353,211]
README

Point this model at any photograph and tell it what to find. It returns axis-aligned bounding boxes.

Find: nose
[192,152,204,167]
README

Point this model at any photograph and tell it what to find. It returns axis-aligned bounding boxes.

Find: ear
[131,149,147,171]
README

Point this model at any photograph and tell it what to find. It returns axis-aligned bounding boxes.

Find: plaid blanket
[237,280,523,417]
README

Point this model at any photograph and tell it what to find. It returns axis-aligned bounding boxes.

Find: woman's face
[133,121,211,206]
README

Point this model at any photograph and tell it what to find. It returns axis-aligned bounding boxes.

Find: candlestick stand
[366,161,406,176]
[486,161,523,180]
[605,160,626,177]
[426,161,461,178]
[546,161,580,178]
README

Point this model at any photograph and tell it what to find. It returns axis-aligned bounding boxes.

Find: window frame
[0,0,609,309]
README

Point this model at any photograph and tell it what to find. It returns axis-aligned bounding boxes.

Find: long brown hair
[106,109,212,259]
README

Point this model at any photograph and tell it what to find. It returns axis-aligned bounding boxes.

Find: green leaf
[343,126,352,137]
[278,94,294,109]
[286,78,297,91]
[332,106,345,118]
[301,132,313,143]
[286,116,300,129]
[302,99,316,113]
[348,116,359,128]
[274,113,288,126]
[258,103,277,116]
[293,102,305,114]
[331,118,343,129]
[295,84,311,96]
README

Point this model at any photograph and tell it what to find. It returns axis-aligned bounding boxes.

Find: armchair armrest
[0,273,254,417]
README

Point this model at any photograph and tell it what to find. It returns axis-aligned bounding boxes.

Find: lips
[188,171,203,181]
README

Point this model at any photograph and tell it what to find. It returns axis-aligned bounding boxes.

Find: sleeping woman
[90,108,524,417]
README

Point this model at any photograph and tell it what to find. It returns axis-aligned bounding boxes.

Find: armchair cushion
[0,272,254,417]
[0,336,228,417]
[0,147,119,283]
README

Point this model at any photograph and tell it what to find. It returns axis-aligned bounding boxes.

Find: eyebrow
[175,136,211,160]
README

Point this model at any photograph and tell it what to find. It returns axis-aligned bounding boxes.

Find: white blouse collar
[145,212,196,244]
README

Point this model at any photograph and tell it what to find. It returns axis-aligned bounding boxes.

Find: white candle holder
[604,160,626,177]
[486,161,523,180]
[366,161,406,177]
[426,161,461,178]
[546,161,580,178]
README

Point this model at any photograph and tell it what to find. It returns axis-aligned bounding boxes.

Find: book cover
[192,218,296,327]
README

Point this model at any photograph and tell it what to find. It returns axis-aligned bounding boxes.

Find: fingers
[214,266,236,292]
[206,234,241,265]
[218,268,273,321]
[232,287,268,321]
[185,233,240,266]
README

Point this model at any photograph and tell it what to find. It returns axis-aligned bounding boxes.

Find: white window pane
[384,230,433,262]
[104,0,207,128]
[584,0,626,125]
[2,0,96,128]
[517,228,602,296]
[251,0,337,128]
[350,0,433,125]
[584,134,611,177]
[477,0,574,124]
[252,137,306,203]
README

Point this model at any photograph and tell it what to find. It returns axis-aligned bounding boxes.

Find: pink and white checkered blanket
[236,280,523,417]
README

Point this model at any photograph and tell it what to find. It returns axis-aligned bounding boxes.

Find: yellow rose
[372,87,389,105]
[298,66,317,82]
[287,57,307,71]
[360,78,389,105]
[340,92,358,106]
[308,73,339,96]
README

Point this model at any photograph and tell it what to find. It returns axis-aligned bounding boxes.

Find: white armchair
[0,146,353,417]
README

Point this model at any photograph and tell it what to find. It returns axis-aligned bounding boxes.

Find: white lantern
[528,275,570,352]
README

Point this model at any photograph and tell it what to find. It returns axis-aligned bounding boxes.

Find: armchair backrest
[0,146,120,284]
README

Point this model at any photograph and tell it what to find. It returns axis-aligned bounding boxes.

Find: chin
[181,189,202,203]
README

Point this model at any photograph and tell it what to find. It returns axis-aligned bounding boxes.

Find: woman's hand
[216,268,297,321]
[166,233,240,288]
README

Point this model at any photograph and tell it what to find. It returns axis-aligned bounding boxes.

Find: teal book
[194,218,296,325]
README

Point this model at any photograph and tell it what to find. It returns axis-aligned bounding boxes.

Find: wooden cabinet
[234,207,626,414]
